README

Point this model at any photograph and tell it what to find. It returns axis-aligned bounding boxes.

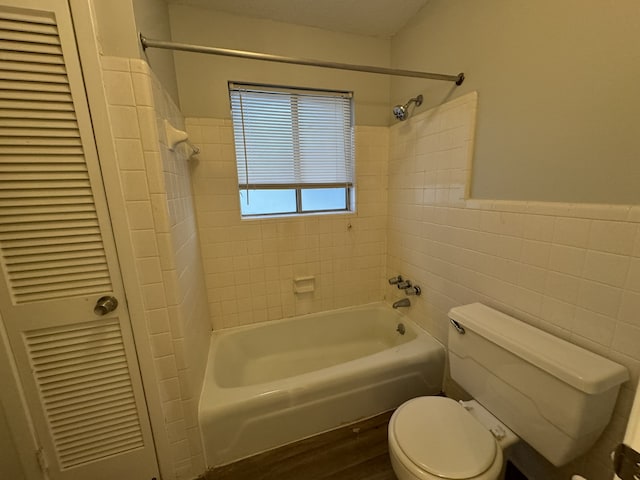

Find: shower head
[393,94,423,121]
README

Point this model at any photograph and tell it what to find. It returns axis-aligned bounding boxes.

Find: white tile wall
[101,57,210,480]
[100,60,639,479]
[186,119,389,330]
[386,91,640,479]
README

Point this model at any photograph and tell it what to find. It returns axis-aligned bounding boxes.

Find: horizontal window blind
[229,83,354,187]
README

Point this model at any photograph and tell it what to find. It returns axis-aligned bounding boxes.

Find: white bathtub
[198,302,445,467]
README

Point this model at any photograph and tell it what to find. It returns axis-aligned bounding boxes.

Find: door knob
[94,296,118,315]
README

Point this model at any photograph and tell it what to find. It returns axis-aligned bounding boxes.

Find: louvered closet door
[0,1,159,480]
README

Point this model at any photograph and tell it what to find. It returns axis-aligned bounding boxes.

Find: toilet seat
[388,396,503,480]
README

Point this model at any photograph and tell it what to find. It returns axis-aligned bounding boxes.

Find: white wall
[186,119,388,329]
[89,3,640,478]
[168,5,391,125]
[101,56,210,479]
[90,0,180,104]
[133,0,180,103]
[90,0,139,58]
[386,92,639,480]
[390,0,640,204]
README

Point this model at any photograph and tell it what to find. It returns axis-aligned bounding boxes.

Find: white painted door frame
[67,1,177,478]
[0,314,43,480]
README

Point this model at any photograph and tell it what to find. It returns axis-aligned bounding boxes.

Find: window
[229,83,354,217]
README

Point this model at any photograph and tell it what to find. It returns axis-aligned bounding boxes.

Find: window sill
[240,210,356,221]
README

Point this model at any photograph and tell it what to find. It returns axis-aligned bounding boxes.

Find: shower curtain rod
[139,34,465,85]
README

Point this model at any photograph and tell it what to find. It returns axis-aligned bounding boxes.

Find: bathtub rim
[208,301,409,337]
[203,301,430,390]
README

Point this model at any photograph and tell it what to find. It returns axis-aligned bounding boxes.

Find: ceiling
[166,0,431,38]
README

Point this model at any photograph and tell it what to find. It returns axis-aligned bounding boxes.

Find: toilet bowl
[388,396,515,480]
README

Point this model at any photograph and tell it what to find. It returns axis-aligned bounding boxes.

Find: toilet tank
[448,303,628,466]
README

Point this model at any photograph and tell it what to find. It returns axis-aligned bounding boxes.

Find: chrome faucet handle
[388,275,403,285]
[397,280,411,289]
[404,285,421,296]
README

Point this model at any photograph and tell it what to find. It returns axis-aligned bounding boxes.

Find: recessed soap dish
[293,276,315,294]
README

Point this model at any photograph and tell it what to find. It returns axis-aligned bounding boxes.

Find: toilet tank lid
[449,303,628,394]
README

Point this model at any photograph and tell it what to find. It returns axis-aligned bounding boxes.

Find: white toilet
[388,303,629,480]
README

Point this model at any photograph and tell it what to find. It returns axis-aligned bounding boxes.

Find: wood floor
[201,409,530,480]
[204,410,397,480]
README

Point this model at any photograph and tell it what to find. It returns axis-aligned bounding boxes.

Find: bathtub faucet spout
[393,298,410,309]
